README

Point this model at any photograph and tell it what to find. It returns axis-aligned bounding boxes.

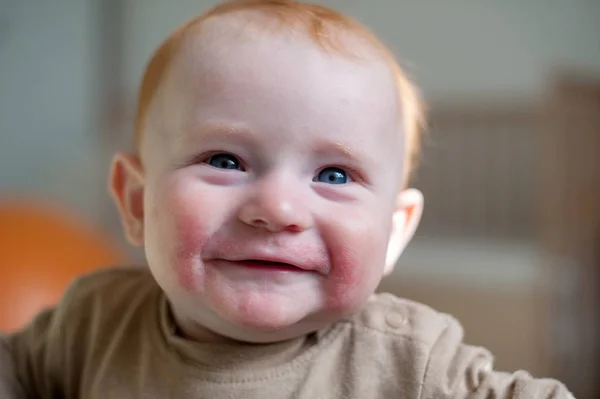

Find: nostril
[251,218,268,227]
[286,224,301,233]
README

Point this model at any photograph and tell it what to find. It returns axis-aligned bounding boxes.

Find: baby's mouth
[229,259,303,271]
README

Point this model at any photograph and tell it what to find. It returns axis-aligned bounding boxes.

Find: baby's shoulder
[63,266,153,298]
[51,266,157,330]
[348,292,462,348]
[62,266,152,302]
[318,293,468,396]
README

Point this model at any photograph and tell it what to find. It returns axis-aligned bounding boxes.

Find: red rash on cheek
[173,217,207,292]
[324,231,387,314]
[176,262,196,292]
[160,189,209,293]
[324,244,365,311]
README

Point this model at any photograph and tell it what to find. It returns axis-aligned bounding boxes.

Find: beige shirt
[1,267,573,398]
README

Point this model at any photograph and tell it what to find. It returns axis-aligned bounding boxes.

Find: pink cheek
[163,193,210,292]
[324,245,368,311]
[176,263,196,292]
[324,232,386,313]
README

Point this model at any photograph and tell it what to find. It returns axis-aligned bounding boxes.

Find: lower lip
[224,260,305,272]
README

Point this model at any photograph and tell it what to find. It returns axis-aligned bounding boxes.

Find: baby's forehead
[161,30,398,136]
[162,16,399,121]
[172,13,394,80]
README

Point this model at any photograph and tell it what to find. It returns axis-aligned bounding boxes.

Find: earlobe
[109,152,146,247]
[383,188,424,276]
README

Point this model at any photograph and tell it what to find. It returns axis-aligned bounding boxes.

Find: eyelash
[184,152,243,168]
[205,152,246,171]
[317,165,363,183]
[191,152,365,183]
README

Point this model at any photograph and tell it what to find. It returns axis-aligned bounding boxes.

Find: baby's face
[139,22,407,342]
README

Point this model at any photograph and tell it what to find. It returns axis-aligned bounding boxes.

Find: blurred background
[1,0,599,396]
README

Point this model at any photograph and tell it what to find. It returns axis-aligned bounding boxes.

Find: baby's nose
[237,175,313,233]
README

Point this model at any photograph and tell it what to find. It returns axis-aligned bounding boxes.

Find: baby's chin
[215,292,324,333]
[170,279,373,343]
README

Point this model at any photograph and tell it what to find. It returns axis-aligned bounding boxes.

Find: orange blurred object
[0,201,126,332]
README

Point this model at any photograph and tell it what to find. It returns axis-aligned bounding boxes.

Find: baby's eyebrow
[335,142,352,156]
[199,123,252,139]
[312,138,375,168]
[176,122,255,147]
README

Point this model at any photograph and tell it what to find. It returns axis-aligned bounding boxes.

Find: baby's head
[110,0,424,343]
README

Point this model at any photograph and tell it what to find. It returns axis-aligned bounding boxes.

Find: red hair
[135,0,424,181]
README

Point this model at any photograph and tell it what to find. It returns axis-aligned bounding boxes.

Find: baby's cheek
[159,187,211,292]
[173,216,210,292]
[324,229,387,313]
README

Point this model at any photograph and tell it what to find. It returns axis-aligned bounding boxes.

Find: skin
[110,16,423,344]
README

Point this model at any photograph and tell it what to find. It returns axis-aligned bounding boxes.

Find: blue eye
[316,167,348,184]
[206,153,242,170]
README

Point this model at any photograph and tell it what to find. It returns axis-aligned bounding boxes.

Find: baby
[1,0,574,397]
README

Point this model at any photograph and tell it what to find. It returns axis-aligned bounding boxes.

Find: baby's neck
[166,295,338,345]
[174,317,237,344]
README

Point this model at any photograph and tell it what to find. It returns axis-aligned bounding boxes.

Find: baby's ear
[109,152,145,247]
[384,188,423,276]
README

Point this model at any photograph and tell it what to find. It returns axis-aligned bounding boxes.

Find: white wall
[0,0,104,221]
